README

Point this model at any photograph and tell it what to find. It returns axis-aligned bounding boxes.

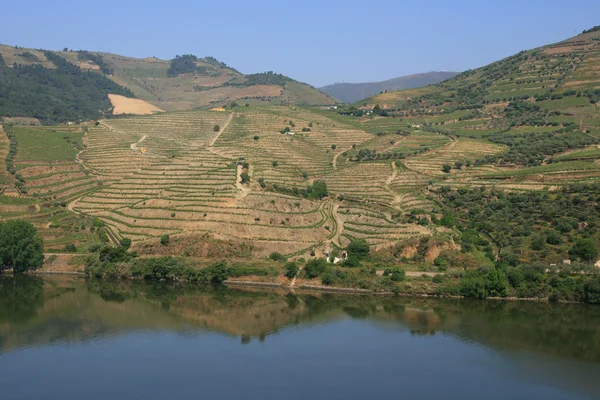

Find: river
[0,275,599,399]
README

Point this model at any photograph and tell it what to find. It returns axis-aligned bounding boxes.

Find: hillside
[0,44,336,120]
[92,52,336,110]
[1,28,600,284]
[0,47,134,124]
[319,71,459,103]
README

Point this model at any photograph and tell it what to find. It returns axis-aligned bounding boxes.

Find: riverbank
[26,269,556,303]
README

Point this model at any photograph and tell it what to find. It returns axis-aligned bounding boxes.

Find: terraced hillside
[2,28,600,268]
[0,104,494,257]
[356,27,600,190]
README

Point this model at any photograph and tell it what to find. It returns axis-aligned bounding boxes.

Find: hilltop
[319,71,459,103]
[0,44,336,123]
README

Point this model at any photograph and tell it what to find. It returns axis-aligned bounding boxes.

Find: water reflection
[1,275,599,363]
[1,276,600,399]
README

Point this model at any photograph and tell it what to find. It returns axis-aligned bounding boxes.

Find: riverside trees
[0,220,44,273]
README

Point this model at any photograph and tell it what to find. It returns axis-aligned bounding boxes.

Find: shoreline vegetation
[0,219,599,304]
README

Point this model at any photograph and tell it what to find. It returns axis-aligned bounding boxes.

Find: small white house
[287,132,295,136]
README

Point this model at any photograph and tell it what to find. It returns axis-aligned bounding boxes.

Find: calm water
[1,276,600,400]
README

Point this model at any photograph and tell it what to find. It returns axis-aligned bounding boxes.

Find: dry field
[108,94,164,115]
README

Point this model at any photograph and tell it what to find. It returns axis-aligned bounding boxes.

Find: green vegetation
[0,51,134,124]
[0,220,43,273]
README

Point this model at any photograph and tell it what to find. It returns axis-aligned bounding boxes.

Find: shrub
[584,277,600,304]
[486,267,509,297]
[459,274,488,299]
[331,144,336,150]
[321,267,337,285]
[304,258,327,278]
[342,256,361,268]
[63,243,77,253]
[347,239,370,260]
[272,161,279,167]
[253,135,260,141]
[384,267,406,282]
[546,230,562,245]
[120,238,132,249]
[442,164,452,173]
[88,243,102,253]
[569,238,599,261]
[160,235,170,246]
[433,274,446,283]
[240,172,250,183]
[213,125,220,132]
[284,262,299,278]
[269,252,287,262]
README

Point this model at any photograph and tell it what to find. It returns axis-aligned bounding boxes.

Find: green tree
[0,220,44,273]
[311,180,328,199]
[207,261,229,283]
[284,262,299,279]
[486,268,509,297]
[442,164,452,173]
[347,239,370,260]
[120,238,132,249]
[213,125,220,132]
[570,238,599,261]
[272,161,279,167]
[240,172,250,184]
[331,144,337,150]
[546,230,562,245]
[160,235,170,246]
[304,258,327,278]
[440,212,455,228]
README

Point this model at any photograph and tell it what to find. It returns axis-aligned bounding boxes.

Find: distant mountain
[319,71,459,103]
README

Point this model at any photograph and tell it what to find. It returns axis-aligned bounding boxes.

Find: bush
[120,238,131,249]
[64,243,77,253]
[284,262,299,279]
[269,252,287,262]
[486,268,509,297]
[432,274,446,283]
[213,125,220,132]
[384,267,406,282]
[342,256,361,268]
[347,239,370,260]
[240,172,250,184]
[459,274,488,299]
[584,277,600,304]
[160,235,170,246]
[321,267,337,285]
[272,161,279,167]
[253,135,260,141]
[304,258,327,278]
[442,164,452,173]
[569,238,598,261]
[546,230,562,245]
[88,243,102,253]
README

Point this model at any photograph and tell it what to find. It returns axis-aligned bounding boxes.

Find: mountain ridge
[319,71,459,103]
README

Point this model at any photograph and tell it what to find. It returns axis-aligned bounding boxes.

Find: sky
[1,0,599,87]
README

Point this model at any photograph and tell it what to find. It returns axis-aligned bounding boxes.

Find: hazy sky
[2,0,599,87]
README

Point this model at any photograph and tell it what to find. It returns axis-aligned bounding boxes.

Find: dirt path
[235,165,251,199]
[386,160,398,185]
[208,112,234,155]
[331,203,344,247]
[130,134,147,151]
